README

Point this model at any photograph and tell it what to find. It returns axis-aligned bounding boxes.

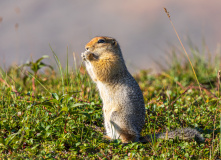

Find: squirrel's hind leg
[110,111,140,143]
[103,133,136,144]
[119,132,137,143]
[103,135,112,141]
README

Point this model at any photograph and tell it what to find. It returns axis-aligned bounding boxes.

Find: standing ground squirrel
[81,36,204,143]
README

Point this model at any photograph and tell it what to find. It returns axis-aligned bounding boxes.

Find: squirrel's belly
[99,84,121,140]
[104,109,120,139]
[85,61,97,81]
[96,81,112,103]
[106,121,120,139]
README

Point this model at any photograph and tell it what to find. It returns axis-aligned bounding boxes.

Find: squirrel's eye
[97,39,105,43]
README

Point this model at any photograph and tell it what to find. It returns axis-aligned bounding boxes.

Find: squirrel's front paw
[81,51,87,61]
[81,51,94,61]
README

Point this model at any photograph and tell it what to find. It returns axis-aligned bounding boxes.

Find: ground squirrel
[81,36,204,143]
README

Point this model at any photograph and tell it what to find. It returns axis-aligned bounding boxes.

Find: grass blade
[50,44,65,94]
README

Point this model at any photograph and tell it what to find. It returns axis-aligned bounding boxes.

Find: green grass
[0,45,220,159]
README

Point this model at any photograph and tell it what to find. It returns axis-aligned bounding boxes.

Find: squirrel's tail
[140,128,204,143]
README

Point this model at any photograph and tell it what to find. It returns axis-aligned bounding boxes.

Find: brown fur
[84,36,125,82]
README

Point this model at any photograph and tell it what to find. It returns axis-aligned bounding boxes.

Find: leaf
[75,142,81,147]
[60,98,64,104]
[31,144,39,150]
[21,62,32,67]
[68,103,85,109]
[45,125,51,131]
[40,101,54,108]
[38,62,53,70]
[61,106,68,112]
[51,117,63,124]
[52,93,59,100]
[36,55,49,64]
[50,99,59,104]
[0,136,5,145]
[32,101,55,108]
[20,55,53,76]
[71,111,90,118]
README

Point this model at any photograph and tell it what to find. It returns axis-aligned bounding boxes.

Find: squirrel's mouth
[81,51,99,61]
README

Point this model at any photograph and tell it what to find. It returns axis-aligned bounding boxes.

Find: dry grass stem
[163,7,204,101]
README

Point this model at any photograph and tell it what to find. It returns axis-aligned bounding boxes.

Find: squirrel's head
[85,36,122,57]
[84,36,128,81]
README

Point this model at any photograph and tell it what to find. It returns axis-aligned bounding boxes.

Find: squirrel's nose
[86,47,89,51]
